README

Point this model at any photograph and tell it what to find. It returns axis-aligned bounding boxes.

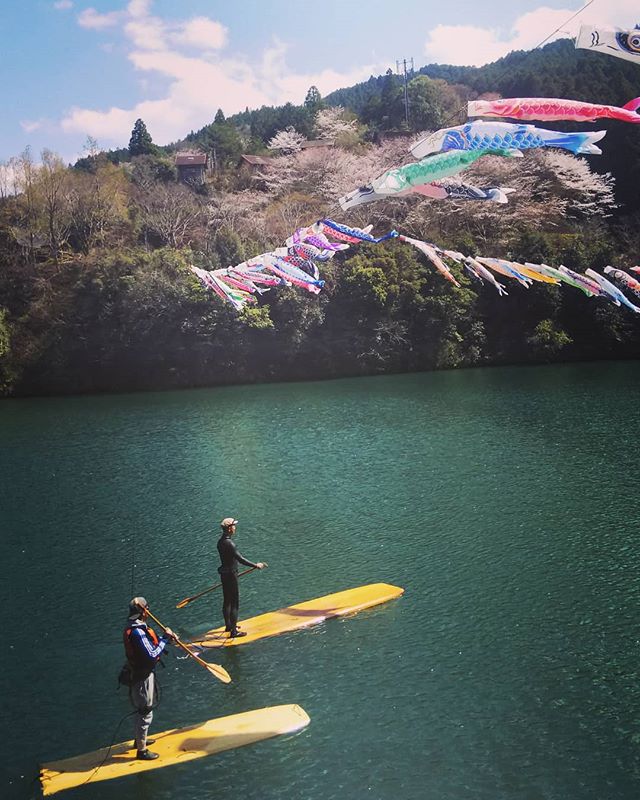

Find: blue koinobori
[410,121,607,159]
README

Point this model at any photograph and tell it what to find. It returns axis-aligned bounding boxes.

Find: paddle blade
[206,661,232,684]
[175,597,192,609]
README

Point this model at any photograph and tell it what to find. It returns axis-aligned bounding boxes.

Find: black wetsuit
[217,533,258,633]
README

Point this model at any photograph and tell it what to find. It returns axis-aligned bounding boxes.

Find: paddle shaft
[176,566,259,609]
[144,607,231,682]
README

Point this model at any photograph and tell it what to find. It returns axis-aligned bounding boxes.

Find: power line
[537,0,596,49]
[396,58,415,126]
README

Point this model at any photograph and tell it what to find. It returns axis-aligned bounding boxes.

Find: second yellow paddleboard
[192,582,404,648]
[40,704,310,796]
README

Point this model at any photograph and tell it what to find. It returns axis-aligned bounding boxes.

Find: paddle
[145,607,232,684]
[176,566,262,609]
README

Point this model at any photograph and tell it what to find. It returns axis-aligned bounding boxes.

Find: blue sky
[0,0,636,162]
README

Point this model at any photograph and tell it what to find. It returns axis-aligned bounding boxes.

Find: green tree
[344,264,389,308]
[211,228,244,267]
[129,153,177,187]
[528,319,572,357]
[248,102,315,143]
[304,86,324,113]
[407,75,444,131]
[214,108,226,123]
[128,119,155,157]
[240,306,273,329]
[203,122,243,170]
[379,69,403,130]
[381,69,399,107]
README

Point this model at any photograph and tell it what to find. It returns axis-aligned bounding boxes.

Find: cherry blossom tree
[314,106,358,142]
[401,148,616,246]
[206,190,270,245]
[267,127,306,154]
[256,138,410,204]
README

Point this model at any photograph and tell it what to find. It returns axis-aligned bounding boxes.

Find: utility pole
[396,57,414,126]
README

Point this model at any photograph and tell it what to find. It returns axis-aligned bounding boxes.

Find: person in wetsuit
[217,517,265,638]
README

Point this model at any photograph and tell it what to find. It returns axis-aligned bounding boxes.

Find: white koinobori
[575,24,640,65]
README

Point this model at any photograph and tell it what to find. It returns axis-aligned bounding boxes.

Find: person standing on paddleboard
[123,597,176,760]
[217,518,266,638]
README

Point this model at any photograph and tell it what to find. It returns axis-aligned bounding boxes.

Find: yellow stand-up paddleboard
[192,582,404,648]
[39,704,310,796]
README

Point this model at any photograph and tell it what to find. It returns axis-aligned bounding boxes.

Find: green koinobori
[338,148,523,209]
[372,148,523,194]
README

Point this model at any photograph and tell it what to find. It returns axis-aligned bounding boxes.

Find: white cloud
[99,5,228,53]
[21,119,46,133]
[256,40,375,106]
[78,8,122,29]
[61,105,138,140]
[127,0,152,18]
[124,17,166,50]
[53,1,73,10]
[61,48,273,142]
[424,7,576,66]
[62,2,381,147]
[174,17,228,50]
[424,1,640,66]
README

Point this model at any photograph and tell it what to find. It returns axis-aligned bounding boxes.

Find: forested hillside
[0,38,638,397]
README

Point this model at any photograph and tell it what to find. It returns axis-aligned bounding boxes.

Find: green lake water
[2,362,640,800]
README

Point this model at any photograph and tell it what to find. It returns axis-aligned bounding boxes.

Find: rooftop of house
[175,152,207,166]
[241,154,275,166]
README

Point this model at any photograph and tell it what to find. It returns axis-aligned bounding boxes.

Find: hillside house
[300,139,334,150]
[175,152,208,185]
[240,154,275,171]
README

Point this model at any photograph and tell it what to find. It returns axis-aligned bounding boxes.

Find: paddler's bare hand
[164,628,178,641]
[256,562,267,569]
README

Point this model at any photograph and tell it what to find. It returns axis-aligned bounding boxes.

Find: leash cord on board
[56,709,139,792]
